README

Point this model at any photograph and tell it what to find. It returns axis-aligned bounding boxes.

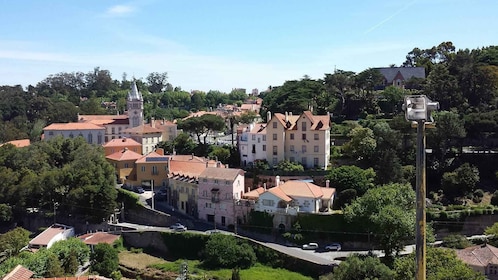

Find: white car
[302,242,319,250]
[169,223,187,232]
[325,243,342,251]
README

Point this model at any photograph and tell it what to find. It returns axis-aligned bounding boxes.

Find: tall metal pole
[415,120,427,280]
[151,180,155,210]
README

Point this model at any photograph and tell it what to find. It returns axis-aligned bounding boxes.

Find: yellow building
[133,149,170,189]
[105,148,143,183]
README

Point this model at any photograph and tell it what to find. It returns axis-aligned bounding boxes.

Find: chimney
[216,161,221,168]
[263,183,267,190]
[151,117,155,128]
[191,153,194,160]
[275,175,280,187]
[326,179,330,188]
[156,148,164,155]
[206,161,209,167]
[225,164,229,168]
[285,112,288,122]
[267,111,271,123]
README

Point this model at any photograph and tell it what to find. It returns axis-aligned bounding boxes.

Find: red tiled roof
[106,149,143,161]
[3,265,33,280]
[43,123,105,131]
[456,244,498,268]
[29,224,73,248]
[268,187,293,202]
[279,180,335,198]
[199,167,244,181]
[243,187,265,199]
[78,114,128,121]
[122,124,163,134]
[78,232,120,245]
[103,138,141,148]
[135,151,169,163]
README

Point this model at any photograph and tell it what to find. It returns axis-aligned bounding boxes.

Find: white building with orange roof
[252,176,335,230]
[43,122,105,144]
[105,148,143,184]
[102,137,142,156]
[238,122,267,167]
[28,224,75,250]
[151,118,178,142]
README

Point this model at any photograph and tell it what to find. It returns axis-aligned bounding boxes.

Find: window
[273,146,277,155]
[302,134,307,140]
[302,157,307,166]
[302,145,307,153]
[314,157,319,166]
[273,134,277,140]
[314,133,319,140]
[112,127,115,134]
[152,166,158,175]
[252,135,256,140]
[262,145,266,151]
[262,135,266,141]
[69,133,74,138]
[141,166,146,172]
[290,145,294,152]
[273,122,277,128]
[257,137,260,143]
[252,144,256,153]
[48,131,54,136]
[124,163,129,168]
[314,146,319,152]
[290,133,294,140]
[214,179,219,184]
[302,122,307,131]
[97,134,102,144]
[262,199,275,206]
[203,190,207,197]
[87,133,93,144]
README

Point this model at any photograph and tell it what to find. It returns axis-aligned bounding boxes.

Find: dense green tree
[205,90,229,109]
[323,70,355,116]
[203,234,256,269]
[344,183,415,259]
[228,89,248,104]
[209,146,230,163]
[442,234,472,249]
[424,64,460,110]
[50,238,90,274]
[393,247,485,280]
[441,163,480,198]
[325,254,394,280]
[146,72,168,93]
[275,160,304,172]
[91,243,119,277]
[325,165,375,197]
[236,111,260,124]
[342,126,377,161]
[190,91,206,111]
[0,227,30,257]
[178,114,226,144]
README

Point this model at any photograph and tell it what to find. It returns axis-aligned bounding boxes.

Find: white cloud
[105,5,135,17]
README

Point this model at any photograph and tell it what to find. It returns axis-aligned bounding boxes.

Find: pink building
[197,167,245,228]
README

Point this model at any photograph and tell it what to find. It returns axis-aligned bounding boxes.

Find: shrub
[491,191,498,206]
[442,234,472,249]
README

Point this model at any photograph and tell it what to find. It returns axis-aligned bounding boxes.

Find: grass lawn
[119,250,313,280]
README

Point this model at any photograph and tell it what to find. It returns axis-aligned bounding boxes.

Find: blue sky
[0,0,496,93]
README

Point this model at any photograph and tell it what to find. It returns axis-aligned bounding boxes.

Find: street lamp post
[403,95,439,280]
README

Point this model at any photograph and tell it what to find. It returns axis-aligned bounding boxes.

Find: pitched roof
[279,180,330,198]
[199,167,244,181]
[376,67,426,83]
[3,265,33,280]
[151,119,176,129]
[268,186,293,202]
[0,139,30,148]
[43,122,105,131]
[106,148,143,161]
[122,124,163,134]
[456,244,498,267]
[167,155,218,178]
[243,187,265,199]
[135,151,169,163]
[29,224,73,248]
[103,137,141,148]
[78,232,120,245]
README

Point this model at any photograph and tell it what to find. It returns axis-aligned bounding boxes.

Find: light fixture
[402,95,439,123]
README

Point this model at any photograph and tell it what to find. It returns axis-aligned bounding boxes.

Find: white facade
[239,123,267,167]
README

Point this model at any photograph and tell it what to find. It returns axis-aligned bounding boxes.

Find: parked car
[121,184,133,191]
[133,186,145,194]
[302,242,319,250]
[170,223,187,232]
[325,243,342,251]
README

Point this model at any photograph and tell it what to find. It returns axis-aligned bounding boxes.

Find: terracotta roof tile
[122,124,163,134]
[78,114,128,121]
[43,122,105,131]
[29,224,73,248]
[456,244,498,268]
[268,187,293,202]
[279,180,331,198]
[3,265,34,280]
[135,151,169,163]
[106,149,143,161]
[243,187,265,199]
[199,167,244,181]
[103,138,141,148]
[78,232,120,245]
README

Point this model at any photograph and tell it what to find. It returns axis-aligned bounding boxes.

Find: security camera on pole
[402,95,439,280]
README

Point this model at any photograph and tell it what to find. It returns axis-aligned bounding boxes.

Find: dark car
[133,186,145,194]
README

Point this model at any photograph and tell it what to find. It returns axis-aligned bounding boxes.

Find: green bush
[442,234,472,249]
